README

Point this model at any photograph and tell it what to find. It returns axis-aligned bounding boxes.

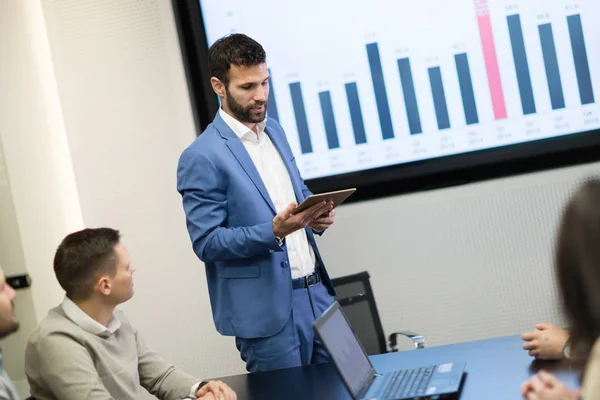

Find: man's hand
[521,370,579,400]
[196,380,236,400]
[522,323,569,360]
[273,201,333,238]
[309,209,336,232]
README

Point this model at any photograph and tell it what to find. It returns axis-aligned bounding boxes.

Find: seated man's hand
[197,393,216,400]
[196,380,236,400]
[522,323,569,360]
[521,370,579,400]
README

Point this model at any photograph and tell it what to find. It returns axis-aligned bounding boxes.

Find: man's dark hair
[555,178,600,365]
[54,228,121,301]
[208,33,266,87]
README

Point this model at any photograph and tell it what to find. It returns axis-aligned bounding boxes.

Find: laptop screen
[315,303,374,396]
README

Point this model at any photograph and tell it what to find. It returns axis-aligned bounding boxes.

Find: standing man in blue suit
[177,34,337,373]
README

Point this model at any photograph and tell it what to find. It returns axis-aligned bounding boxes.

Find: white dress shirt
[61,297,201,398]
[61,296,121,338]
[219,109,316,279]
[0,352,19,400]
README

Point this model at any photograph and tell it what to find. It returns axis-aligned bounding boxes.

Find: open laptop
[313,302,466,400]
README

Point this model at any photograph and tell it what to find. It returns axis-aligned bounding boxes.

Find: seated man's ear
[97,277,112,296]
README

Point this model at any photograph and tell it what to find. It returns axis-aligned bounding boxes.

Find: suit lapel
[265,125,304,204]
[225,139,277,214]
[213,112,277,214]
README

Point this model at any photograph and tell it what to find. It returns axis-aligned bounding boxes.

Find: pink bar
[477,14,508,119]
[474,0,489,16]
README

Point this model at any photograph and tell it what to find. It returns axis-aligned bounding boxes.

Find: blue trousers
[235,280,334,372]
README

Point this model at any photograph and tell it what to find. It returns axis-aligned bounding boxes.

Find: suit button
[269,249,275,253]
[281,261,289,268]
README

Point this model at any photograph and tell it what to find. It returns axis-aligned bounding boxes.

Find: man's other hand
[521,370,579,400]
[522,323,569,360]
[273,201,333,238]
[309,209,336,233]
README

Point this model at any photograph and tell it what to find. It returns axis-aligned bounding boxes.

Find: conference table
[211,335,581,400]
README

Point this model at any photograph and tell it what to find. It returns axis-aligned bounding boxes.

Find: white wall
[0,0,85,395]
[0,1,598,399]
[0,138,39,398]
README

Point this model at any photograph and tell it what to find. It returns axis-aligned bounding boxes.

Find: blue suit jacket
[177,112,335,339]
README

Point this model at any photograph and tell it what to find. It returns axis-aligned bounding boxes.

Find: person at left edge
[177,34,337,373]
[0,264,20,400]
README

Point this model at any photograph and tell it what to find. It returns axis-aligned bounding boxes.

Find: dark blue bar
[428,67,451,130]
[289,82,312,154]
[507,14,536,115]
[366,43,394,139]
[345,82,367,145]
[397,58,422,134]
[267,69,279,121]
[454,53,479,125]
[318,91,340,149]
[538,23,565,110]
[567,14,595,105]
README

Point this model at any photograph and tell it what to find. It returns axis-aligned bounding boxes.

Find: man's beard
[225,88,268,123]
[0,313,19,339]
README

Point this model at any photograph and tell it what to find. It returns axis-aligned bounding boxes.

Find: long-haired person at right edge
[522,178,600,399]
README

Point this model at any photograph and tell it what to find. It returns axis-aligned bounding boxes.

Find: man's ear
[211,77,226,97]
[97,277,111,296]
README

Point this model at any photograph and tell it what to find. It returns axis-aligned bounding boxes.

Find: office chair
[331,271,425,355]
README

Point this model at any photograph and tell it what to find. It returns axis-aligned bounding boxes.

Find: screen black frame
[172,0,600,203]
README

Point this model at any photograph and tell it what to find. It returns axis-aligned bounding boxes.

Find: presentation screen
[190,0,600,193]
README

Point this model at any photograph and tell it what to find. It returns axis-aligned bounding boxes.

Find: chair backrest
[331,271,386,355]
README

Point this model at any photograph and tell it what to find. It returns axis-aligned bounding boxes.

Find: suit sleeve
[177,148,283,263]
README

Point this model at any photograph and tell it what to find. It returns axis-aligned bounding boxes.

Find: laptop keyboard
[377,366,436,399]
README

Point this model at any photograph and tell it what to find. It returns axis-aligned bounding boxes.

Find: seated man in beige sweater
[25,228,236,400]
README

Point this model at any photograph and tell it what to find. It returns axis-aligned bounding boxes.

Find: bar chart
[567,14,595,105]
[397,57,422,135]
[367,43,395,140]
[455,53,480,125]
[475,0,508,120]
[345,82,367,145]
[200,0,600,180]
[539,22,565,110]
